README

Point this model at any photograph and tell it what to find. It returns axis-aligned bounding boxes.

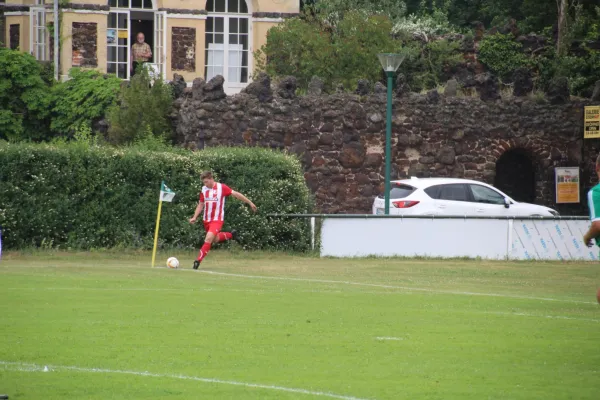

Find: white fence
[315,216,597,260]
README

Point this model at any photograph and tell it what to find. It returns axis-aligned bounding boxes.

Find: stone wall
[174,75,599,215]
[72,22,97,67]
[171,27,196,72]
[9,23,19,50]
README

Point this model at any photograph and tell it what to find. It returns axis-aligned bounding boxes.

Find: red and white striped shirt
[199,183,232,222]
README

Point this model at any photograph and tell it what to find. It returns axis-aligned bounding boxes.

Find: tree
[0,48,53,141]
[254,11,403,91]
[107,67,173,144]
[51,69,121,135]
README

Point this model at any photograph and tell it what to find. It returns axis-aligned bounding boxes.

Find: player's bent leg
[195,232,216,267]
[216,232,233,242]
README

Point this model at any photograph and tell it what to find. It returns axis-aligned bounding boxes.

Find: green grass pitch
[1,250,599,399]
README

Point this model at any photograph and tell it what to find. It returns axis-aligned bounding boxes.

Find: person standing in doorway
[131,32,152,76]
[584,154,600,248]
[189,171,257,269]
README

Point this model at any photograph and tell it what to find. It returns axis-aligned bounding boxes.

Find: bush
[392,9,457,41]
[0,48,53,141]
[107,67,173,144]
[478,33,529,81]
[51,69,121,136]
[534,47,600,96]
[312,0,407,26]
[0,143,312,252]
[255,11,402,91]
[254,16,335,90]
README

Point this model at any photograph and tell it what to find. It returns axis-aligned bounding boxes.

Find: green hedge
[0,142,312,251]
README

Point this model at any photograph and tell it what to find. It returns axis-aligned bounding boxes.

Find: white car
[372,177,559,217]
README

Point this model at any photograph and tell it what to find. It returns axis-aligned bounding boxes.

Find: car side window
[424,185,441,199]
[469,184,505,205]
[438,184,469,202]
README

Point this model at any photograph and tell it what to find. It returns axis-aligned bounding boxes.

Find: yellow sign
[555,167,580,204]
[118,30,128,39]
[584,106,600,139]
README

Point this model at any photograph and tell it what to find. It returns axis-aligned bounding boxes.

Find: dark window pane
[118,14,128,29]
[206,17,213,32]
[215,17,224,33]
[215,33,223,44]
[215,0,225,12]
[241,66,248,83]
[241,50,248,67]
[118,36,127,46]
[240,0,247,13]
[118,0,128,8]
[143,0,152,8]
[118,63,127,79]
[109,0,117,8]
[132,0,142,8]
[206,0,214,11]
[205,33,213,44]
[107,63,117,74]
[108,46,117,62]
[118,46,127,62]
[439,184,469,202]
[240,18,248,33]
[240,34,248,50]
[229,18,238,34]
[227,0,238,13]
[470,185,505,204]
[424,186,441,199]
[108,13,117,29]
[378,184,415,199]
[229,34,238,45]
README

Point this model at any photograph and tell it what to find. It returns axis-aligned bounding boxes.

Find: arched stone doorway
[494,148,536,203]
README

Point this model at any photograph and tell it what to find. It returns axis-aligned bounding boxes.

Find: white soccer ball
[166,257,179,269]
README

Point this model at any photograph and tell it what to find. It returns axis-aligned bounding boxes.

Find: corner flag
[152,181,176,267]
[160,182,176,202]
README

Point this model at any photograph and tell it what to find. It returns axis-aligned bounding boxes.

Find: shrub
[0,143,312,252]
[254,16,335,90]
[51,69,121,136]
[478,33,529,81]
[0,48,53,141]
[255,11,402,91]
[333,13,399,88]
[107,67,173,144]
[392,9,457,41]
[312,0,407,26]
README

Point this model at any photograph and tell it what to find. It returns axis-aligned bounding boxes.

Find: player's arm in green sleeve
[584,189,600,246]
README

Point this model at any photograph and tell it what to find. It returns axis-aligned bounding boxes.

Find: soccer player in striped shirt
[584,154,600,248]
[189,171,257,269]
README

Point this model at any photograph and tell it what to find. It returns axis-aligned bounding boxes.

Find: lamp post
[377,53,405,215]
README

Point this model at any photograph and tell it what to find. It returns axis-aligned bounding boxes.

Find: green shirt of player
[588,183,600,246]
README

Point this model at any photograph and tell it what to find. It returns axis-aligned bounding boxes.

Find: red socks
[196,233,233,262]
[217,232,233,242]
[197,241,212,262]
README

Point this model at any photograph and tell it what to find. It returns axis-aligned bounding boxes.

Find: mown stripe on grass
[196,270,596,305]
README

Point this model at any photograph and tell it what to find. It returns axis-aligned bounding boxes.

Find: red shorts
[203,221,223,235]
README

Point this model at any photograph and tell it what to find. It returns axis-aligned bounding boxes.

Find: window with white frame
[205,0,250,85]
[30,5,47,61]
[109,0,153,9]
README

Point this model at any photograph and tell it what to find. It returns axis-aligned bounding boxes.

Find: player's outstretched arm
[583,220,600,247]
[232,191,257,212]
[189,201,204,223]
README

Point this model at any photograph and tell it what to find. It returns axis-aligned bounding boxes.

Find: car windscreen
[377,183,416,199]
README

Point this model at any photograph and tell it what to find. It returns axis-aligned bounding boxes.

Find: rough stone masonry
[174,74,599,215]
